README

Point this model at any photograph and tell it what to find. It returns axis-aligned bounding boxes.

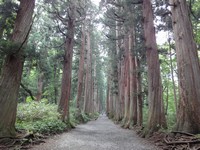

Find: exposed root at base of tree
[146,131,200,150]
[0,132,48,149]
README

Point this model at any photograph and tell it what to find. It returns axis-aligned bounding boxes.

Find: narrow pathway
[31,115,160,150]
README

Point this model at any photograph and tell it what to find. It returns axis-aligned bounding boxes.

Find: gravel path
[31,115,160,150]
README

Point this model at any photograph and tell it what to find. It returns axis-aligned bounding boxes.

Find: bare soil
[30,114,160,150]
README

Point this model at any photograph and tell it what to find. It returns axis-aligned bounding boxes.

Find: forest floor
[30,114,160,150]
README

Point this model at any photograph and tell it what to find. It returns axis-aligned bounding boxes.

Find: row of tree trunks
[105,0,168,136]
[106,0,167,134]
[105,2,143,128]
[105,0,200,136]
[76,22,101,116]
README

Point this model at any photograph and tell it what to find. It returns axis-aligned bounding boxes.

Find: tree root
[0,138,17,148]
[171,131,195,136]
[0,132,46,149]
[164,137,200,145]
[162,133,200,150]
[147,131,200,150]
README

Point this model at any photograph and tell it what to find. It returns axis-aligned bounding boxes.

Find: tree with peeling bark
[123,32,131,128]
[83,29,93,114]
[142,0,167,135]
[0,0,35,138]
[127,29,137,127]
[170,0,200,134]
[76,22,86,118]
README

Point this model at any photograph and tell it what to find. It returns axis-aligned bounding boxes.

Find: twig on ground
[171,131,195,136]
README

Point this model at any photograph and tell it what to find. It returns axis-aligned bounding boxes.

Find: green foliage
[80,112,99,122]
[0,1,18,38]
[195,134,200,139]
[16,102,68,134]
[166,111,176,131]
[142,106,148,127]
[74,109,100,124]
[16,101,99,135]
[0,39,21,55]
[69,106,79,127]
[25,96,34,103]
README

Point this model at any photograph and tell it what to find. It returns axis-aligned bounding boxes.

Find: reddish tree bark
[170,0,200,133]
[109,90,114,118]
[0,0,35,138]
[83,30,93,114]
[58,3,75,121]
[123,33,130,128]
[76,23,86,115]
[128,30,137,127]
[143,0,167,134]
[119,58,125,118]
[136,58,143,126]
[106,74,110,115]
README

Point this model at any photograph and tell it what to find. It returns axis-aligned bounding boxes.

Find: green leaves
[16,102,68,134]
[0,39,21,55]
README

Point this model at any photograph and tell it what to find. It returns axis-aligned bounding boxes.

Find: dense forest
[1,0,200,149]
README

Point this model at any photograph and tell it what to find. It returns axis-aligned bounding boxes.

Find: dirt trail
[31,115,160,150]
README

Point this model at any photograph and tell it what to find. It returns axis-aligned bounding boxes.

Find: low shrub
[16,101,68,135]
[16,101,100,135]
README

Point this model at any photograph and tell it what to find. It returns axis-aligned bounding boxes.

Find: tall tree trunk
[91,79,94,113]
[76,23,86,116]
[123,33,130,128]
[93,55,98,113]
[119,59,125,118]
[168,39,178,114]
[53,63,58,104]
[83,30,92,114]
[170,0,200,133]
[165,85,169,115]
[128,30,137,127]
[114,20,121,121]
[143,0,167,135]
[109,82,114,118]
[106,75,110,116]
[0,0,35,138]
[58,3,75,121]
[136,58,143,126]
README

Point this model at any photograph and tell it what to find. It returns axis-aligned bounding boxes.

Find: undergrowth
[16,101,68,135]
[16,101,99,135]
